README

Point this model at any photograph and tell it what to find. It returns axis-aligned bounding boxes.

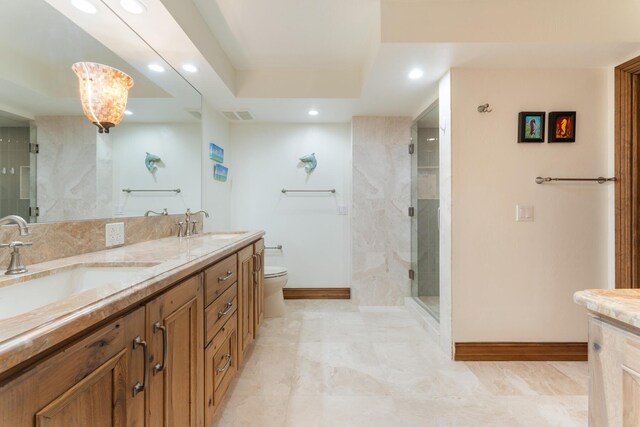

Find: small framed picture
[214,164,228,182]
[518,112,545,143]
[209,142,224,163]
[548,111,576,143]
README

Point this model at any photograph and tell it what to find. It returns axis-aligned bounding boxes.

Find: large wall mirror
[0,0,202,223]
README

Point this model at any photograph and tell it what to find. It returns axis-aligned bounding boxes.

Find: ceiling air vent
[221,110,254,121]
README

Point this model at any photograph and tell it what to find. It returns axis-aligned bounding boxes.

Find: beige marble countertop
[0,230,264,376]
[574,288,640,330]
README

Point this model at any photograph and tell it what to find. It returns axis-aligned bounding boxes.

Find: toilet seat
[264,266,287,279]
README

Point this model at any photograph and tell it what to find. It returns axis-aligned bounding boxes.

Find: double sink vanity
[0,225,265,426]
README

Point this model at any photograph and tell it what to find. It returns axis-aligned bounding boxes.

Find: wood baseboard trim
[283,288,351,300]
[454,342,588,361]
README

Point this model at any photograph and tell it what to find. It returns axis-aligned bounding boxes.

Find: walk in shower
[411,102,440,321]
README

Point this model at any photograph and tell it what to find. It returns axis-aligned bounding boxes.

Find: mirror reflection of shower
[412,102,440,321]
[0,112,35,221]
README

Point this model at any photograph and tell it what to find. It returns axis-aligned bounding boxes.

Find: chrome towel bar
[123,188,181,193]
[535,177,616,185]
[265,245,283,250]
[281,188,335,193]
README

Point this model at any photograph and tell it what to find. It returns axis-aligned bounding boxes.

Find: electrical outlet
[105,222,125,247]
[337,205,348,215]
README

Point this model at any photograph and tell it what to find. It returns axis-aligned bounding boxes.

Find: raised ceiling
[197,0,379,70]
[66,0,640,122]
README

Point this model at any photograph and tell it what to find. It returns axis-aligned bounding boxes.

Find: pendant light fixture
[72,62,134,133]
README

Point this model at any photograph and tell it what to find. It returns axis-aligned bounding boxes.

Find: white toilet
[263,266,287,317]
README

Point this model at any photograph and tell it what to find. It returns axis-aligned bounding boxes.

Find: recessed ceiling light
[408,68,424,80]
[308,109,319,116]
[71,0,97,14]
[120,0,146,14]
[182,64,198,73]
[148,63,165,72]
[124,110,133,116]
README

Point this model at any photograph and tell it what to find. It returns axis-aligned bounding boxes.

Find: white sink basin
[0,264,155,320]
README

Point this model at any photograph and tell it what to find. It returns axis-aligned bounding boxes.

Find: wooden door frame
[615,56,640,289]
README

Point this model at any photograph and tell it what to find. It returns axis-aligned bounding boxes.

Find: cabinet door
[147,274,203,427]
[590,316,630,427]
[204,312,238,426]
[237,245,254,367]
[253,239,265,336]
[0,307,146,427]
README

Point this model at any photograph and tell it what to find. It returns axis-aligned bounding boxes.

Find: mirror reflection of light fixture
[72,62,134,133]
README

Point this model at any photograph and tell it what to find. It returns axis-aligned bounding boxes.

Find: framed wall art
[214,164,228,182]
[548,111,576,143]
[518,112,545,143]
[209,142,224,163]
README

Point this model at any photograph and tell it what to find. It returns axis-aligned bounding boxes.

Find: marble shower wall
[351,117,412,306]
[35,116,108,222]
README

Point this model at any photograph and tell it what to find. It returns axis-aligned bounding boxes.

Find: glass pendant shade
[72,62,134,133]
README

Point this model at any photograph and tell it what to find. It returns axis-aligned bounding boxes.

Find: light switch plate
[516,205,534,222]
[105,222,125,247]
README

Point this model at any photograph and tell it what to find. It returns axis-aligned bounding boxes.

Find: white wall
[201,101,232,231]
[229,123,351,288]
[450,68,610,343]
[110,123,201,218]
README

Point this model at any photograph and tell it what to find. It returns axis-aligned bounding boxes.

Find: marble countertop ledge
[0,230,264,377]
[574,288,640,331]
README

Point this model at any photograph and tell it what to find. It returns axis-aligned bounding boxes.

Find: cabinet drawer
[205,312,238,425]
[212,326,235,391]
[205,282,237,346]
[204,254,238,306]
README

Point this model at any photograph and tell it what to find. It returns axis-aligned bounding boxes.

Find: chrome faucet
[0,215,31,236]
[145,208,169,216]
[184,209,210,237]
[1,241,32,275]
[0,216,32,275]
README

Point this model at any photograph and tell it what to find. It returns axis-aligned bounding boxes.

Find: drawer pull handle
[218,271,233,283]
[217,352,232,373]
[153,322,168,375]
[132,336,148,396]
[218,301,233,318]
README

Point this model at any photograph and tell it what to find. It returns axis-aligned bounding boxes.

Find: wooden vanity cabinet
[203,254,241,424]
[204,312,238,426]
[253,239,265,336]
[0,306,146,427]
[589,315,640,426]
[146,274,203,427]
[0,238,264,427]
[237,245,255,367]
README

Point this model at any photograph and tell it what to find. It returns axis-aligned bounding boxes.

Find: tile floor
[213,300,588,427]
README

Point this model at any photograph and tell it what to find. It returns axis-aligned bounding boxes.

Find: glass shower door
[410,123,419,299]
[411,104,441,322]
[0,125,32,220]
